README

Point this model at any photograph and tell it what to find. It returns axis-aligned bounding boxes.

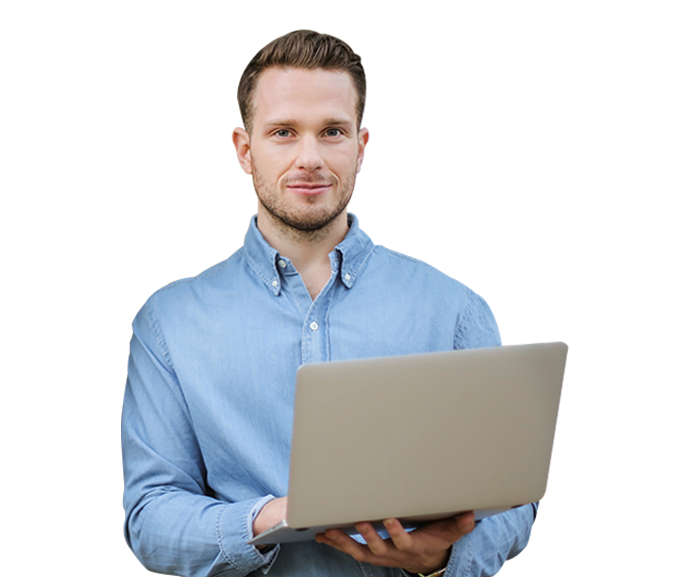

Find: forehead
[252,67,358,126]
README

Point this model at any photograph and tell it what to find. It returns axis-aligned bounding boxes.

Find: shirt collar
[242,213,374,295]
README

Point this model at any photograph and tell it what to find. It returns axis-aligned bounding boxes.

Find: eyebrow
[263,117,355,129]
[264,118,298,128]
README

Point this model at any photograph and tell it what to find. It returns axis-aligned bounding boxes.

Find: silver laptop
[250,342,568,545]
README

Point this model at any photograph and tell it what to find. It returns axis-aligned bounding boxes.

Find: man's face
[233,67,368,234]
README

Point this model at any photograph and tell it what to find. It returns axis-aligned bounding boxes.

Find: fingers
[383,518,415,551]
[315,514,475,571]
[316,529,371,562]
[316,523,391,558]
[356,522,394,556]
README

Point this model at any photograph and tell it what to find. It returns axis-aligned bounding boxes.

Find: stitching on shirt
[376,244,455,286]
[192,252,239,284]
[147,294,176,374]
[323,279,336,361]
[455,288,501,349]
[145,293,201,432]
[154,249,240,294]
[215,508,240,570]
[347,241,375,280]
[377,245,422,264]
[453,287,473,349]
[242,246,278,291]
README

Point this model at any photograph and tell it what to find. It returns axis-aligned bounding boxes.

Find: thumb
[418,511,476,543]
[454,511,476,536]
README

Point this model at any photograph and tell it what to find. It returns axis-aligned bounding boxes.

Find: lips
[286,182,333,195]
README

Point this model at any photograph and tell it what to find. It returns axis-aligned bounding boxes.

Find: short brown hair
[238,30,366,134]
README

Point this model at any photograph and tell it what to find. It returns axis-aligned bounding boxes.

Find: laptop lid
[252,342,567,544]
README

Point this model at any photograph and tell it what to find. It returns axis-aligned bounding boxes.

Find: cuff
[216,495,281,575]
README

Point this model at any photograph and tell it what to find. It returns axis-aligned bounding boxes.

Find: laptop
[250,342,568,545]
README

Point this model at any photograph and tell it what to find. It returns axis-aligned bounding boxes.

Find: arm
[121,297,278,577]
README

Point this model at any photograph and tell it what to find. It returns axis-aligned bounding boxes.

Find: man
[122,30,536,577]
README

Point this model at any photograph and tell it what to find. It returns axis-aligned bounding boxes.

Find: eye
[324,128,343,138]
[274,129,291,138]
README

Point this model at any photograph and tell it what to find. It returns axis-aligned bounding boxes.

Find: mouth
[285,182,333,196]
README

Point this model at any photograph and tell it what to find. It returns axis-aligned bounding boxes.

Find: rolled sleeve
[216,495,281,575]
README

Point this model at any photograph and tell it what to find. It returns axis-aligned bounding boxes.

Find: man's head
[233,31,369,239]
[238,30,366,135]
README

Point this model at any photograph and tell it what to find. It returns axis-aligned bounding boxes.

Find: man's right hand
[253,496,288,538]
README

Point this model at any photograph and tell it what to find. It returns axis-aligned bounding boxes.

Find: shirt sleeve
[121,295,280,577]
[453,288,502,350]
[438,504,536,577]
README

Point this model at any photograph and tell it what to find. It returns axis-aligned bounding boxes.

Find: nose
[295,134,323,172]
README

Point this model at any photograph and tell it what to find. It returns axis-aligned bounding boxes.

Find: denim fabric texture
[122,214,536,577]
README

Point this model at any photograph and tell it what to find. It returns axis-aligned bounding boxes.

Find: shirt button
[310,321,319,331]
[278,260,287,268]
[344,273,351,281]
[271,279,278,287]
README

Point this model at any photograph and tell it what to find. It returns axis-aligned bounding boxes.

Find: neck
[256,207,350,299]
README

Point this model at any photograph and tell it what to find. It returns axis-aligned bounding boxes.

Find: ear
[356,127,369,173]
[232,127,253,174]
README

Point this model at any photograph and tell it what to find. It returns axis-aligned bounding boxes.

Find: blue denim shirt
[122,215,536,577]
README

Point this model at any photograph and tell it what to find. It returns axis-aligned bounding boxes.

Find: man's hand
[253,496,288,538]
[315,512,476,573]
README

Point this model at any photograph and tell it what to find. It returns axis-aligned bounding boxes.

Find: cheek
[328,146,360,173]
[252,150,289,182]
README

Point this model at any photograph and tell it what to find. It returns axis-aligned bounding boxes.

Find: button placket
[301,281,337,365]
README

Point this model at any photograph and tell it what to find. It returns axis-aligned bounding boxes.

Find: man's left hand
[315,512,475,574]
